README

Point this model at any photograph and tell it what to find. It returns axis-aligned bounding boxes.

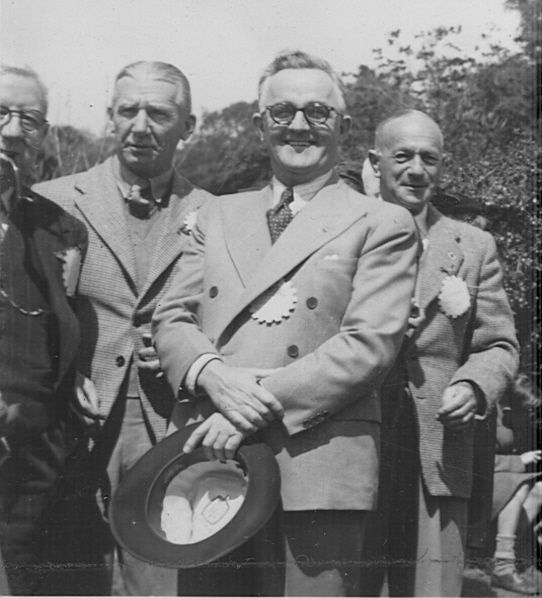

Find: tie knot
[127,183,154,218]
[279,187,294,207]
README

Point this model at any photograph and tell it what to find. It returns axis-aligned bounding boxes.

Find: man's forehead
[0,73,45,111]
[380,116,443,151]
[113,74,184,106]
[262,68,340,105]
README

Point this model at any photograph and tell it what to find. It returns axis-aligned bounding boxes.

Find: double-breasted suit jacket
[34,158,211,441]
[153,178,418,510]
[403,205,519,498]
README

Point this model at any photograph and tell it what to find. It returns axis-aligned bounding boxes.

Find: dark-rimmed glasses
[0,106,47,134]
[264,102,339,126]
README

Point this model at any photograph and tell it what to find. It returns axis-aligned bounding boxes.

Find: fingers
[183,419,211,454]
[182,415,245,461]
[255,382,284,420]
[137,345,163,376]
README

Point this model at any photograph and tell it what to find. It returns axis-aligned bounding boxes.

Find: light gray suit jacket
[404,205,519,498]
[34,157,211,441]
[153,178,419,510]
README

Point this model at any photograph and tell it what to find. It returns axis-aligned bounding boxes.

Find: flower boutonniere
[438,275,470,318]
[179,210,198,235]
[54,246,83,297]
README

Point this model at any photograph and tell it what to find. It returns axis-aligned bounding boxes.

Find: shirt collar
[112,155,173,201]
[271,169,334,214]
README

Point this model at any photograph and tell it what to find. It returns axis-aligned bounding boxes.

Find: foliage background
[35,0,541,380]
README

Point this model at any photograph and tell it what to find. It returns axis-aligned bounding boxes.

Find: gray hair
[374,109,444,150]
[257,49,347,111]
[0,64,48,114]
[112,61,192,112]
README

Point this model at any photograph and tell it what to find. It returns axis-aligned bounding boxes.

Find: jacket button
[209,286,218,298]
[306,297,318,310]
[115,355,125,367]
[287,345,299,358]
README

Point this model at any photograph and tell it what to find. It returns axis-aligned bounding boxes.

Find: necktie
[127,183,154,218]
[267,187,294,243]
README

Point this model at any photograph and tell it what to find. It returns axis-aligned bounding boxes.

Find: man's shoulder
[23,189,87,237]
[33,159,109,196]
[435,211,495,249]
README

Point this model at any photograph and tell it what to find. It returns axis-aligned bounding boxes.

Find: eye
[0,106,10,118]
[421,153,440,166]
[117,105,138,119]
[394,152,411,163]
[147,107,175,124]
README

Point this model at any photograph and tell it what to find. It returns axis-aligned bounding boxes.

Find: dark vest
[0,213,58,406]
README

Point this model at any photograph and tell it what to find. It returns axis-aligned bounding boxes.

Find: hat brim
[109,424,281,569]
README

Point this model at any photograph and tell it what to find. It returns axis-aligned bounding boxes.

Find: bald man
[363,110,519,597]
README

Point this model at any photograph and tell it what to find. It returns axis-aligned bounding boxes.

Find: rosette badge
[438,275,471,318]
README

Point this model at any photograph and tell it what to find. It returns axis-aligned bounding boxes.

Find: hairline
[0,64,49,115]
[257,50,347,113]
[111,61,192,113]
[374,109,444,152]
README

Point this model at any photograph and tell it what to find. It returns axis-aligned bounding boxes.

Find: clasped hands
[183,360,284,461]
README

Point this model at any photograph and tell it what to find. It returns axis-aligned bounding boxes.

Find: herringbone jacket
[34,158,211,441]
[404,205,519,498]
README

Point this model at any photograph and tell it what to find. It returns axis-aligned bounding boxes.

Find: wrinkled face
[108,72,195,178]
[372,114,443,214]
[253,68,350,186]
[0,73,48,183]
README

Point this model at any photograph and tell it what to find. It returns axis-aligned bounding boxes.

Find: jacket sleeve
[449,233,519,409]
[263,207,418,434]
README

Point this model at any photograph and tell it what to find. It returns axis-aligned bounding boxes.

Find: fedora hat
[110,424,281,569]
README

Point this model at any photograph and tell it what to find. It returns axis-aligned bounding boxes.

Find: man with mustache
[0,64,87,595]
[35,61,211,595]
[363,110,519,597]
[153,50,418,596]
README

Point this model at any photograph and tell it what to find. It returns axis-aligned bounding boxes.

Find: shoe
[491,570,538,595]
[520,565,542,593]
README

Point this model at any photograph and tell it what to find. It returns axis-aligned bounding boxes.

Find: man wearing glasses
[153,50,418,596]
[0,64,87,595]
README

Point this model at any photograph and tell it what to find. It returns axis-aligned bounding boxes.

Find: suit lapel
[416,205,465,309]
[138,174,206,303]
[220,188,272,287]
[218,180,369,337]
[73,159,137,286]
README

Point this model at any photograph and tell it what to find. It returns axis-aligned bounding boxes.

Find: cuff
[183,353,223,396]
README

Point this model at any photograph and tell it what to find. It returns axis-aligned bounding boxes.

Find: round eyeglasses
[264,102,339,126]
[0,106,47,134]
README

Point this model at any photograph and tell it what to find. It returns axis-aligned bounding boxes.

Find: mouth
[285,140,314,151]
[126,143,155,152]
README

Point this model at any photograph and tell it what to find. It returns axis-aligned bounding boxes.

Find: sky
[1,0,521,135]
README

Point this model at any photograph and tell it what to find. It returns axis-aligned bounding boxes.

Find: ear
[180,114,196,140]
[340,115,352,135]
[368,149,381,177]
[106,106,115,136]
[252,112,265,141]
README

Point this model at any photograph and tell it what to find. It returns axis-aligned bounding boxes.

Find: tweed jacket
[34,158,211,441]
[153,178,418,510]
[0,189,87,442]
[403,204,519,498]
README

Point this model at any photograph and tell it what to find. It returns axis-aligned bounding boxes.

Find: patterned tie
[127,183,154,218]
[267,187,294,243]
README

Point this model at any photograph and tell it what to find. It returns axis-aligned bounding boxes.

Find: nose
[408,155,425,176]
[288,108,311,131]
[1,114,24,139]
[132,108,150,134]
